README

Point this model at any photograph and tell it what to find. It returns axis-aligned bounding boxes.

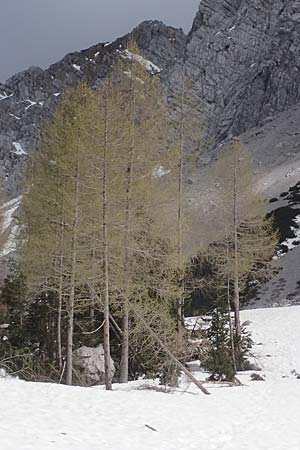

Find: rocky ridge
[2,1,300,197]
[0,21,186,197]
[1,0,300,304]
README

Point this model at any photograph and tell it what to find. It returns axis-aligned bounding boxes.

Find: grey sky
[0,0,200,82]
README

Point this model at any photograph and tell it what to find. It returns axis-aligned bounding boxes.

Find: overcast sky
[0,0,200,82]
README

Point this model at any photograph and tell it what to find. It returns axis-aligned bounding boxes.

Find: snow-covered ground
[1,306,300,450]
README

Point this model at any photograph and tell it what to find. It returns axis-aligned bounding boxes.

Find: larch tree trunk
[102,93,112,390]
[57,143,65,372]
[66,160,80,386]
[227,242,237,375]
[119,63,136,384]
[57,212,64,372]
[177,75,185,327]
[233,154,241,342]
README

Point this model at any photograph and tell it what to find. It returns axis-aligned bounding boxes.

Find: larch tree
[85,78,129,390]
[104,41,180,383]
[100,84,112,390]
[206,139,277,354]
[168,67,208,326]
[21,84,100,385]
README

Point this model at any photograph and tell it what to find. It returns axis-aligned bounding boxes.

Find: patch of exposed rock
[72,344,115,387]
[3,1,300,198]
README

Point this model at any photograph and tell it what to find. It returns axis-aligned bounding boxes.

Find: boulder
[72,344,115,387]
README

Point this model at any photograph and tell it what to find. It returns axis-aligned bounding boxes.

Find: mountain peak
[1,1,300,198]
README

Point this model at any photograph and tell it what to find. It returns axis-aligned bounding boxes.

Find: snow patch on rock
[153,166,171,178]
[0,195,22,257]
[24,99,37,110]
[9,113,21,120]
[12,142,27,156]
[0,195,22,232]
[0,91,13,101]
[0,225,19,257]
[277,214,300,257]
[121,49,162,75]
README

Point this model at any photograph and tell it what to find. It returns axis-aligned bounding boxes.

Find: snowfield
[1,306,300,450]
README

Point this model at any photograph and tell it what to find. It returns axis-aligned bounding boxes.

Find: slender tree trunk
[66,161,80,386]
[57,283,63,371]
[57,145,65,371]
[128,298,210,395]
[57,215,64,371]
[233,155,241,341]
[120,312,129,382]
[226,242,237,375]
[176,73,186,327]
[102,94,112,390]
[120,66,136,384]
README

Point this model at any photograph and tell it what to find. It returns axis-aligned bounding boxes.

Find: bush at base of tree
[202,306,235,382]
[201,306,253,382]
[234,321,253,371]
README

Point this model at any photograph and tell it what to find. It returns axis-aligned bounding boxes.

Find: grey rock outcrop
[186,0,300,140]
[2,1,300,198]
[72,344,115,387]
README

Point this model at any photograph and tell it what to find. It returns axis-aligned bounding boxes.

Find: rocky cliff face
[2,1,300,197]
[187,0,300,140]
[2,0,300,300]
